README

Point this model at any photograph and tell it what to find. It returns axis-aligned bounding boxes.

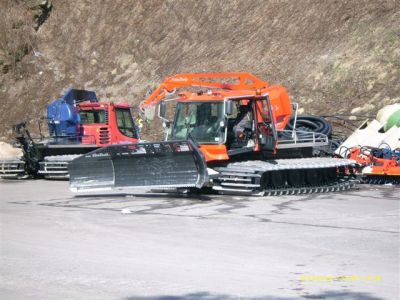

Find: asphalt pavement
[0,180,399,299]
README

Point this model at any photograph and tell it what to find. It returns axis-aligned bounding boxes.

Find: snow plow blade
[68,140,208,193]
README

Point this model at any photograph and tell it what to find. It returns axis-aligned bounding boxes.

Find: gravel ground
[0,180,399,300]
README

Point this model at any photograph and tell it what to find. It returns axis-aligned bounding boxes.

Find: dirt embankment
[0,141,22,159]
[1,0,399,140]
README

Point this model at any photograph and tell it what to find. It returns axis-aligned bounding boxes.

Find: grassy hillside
[1,0,399,140]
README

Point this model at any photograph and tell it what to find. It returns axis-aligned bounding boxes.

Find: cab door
[256,96,277,151]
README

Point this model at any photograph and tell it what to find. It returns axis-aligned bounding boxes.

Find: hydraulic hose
[285,115,332,137]
[282,115,337,154]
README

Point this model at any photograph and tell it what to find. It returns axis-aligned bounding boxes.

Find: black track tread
[213,159,357,196]
[262,180,356,196]
[360,175,400,185]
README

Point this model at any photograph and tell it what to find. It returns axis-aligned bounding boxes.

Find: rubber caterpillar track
[0,159,26,179]
[0,155,81,180]
[39,155,81,179]
[360,175,400,185]
[212,157,357,196]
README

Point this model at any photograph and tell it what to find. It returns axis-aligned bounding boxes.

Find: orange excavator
[69,73,356,195]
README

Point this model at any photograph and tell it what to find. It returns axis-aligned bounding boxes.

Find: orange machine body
[139,73,292,162]
[348,147,400,176]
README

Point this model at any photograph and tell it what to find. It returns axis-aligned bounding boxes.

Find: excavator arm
[139,72,269,120]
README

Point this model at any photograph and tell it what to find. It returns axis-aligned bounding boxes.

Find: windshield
[79,109,106,124]
[116,108,138,139]
[170,102,225,143]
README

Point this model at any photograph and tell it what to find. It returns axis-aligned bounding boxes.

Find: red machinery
[0,89,139,179]
[69,73,355,195]
[78,101,138,146]
[346,147,400,184]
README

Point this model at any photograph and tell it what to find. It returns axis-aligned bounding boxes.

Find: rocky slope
[1,0,399,140]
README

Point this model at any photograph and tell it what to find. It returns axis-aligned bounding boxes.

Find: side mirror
[225,100,233,115]
[159,102,167,118]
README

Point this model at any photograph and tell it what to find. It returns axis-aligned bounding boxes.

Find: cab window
[80,110,106,124]
[115,108,138,139]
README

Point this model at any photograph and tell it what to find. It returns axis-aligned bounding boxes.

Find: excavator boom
[139,72,269,120]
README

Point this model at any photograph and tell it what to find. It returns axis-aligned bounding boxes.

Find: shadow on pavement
[75,192,213,201]
[125,290,384,300]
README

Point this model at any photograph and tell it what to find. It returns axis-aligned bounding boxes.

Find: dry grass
[0,0,37,75]
[0,0,399,141]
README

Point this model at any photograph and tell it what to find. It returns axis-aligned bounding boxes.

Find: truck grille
[99,127,110,144]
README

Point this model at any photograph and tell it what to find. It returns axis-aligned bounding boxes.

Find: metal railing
[276,130,329,149]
